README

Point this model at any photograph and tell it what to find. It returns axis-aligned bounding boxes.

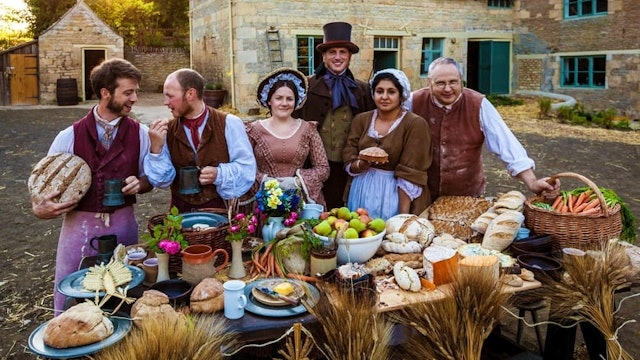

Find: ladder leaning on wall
[266,28,283,70]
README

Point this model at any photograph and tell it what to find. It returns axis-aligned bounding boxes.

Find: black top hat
[316,22,360,54]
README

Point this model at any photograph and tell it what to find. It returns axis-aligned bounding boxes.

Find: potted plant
[203,82,227,108]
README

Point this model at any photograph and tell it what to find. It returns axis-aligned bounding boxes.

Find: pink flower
[159,239,182,255]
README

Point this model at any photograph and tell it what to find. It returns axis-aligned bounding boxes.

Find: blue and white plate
[28,313,132,358]
[57,265,145,299]
[244,278,319,317]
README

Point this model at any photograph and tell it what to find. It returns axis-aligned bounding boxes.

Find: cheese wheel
[459,255,499,283]
[28,153,92,203]
[423,245,459,285]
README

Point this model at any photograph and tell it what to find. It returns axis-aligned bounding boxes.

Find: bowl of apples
[312,207,386,265]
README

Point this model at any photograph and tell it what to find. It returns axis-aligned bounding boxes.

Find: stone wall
[124,47,190,93]
[38,1,123,104]
[190,0,516,113]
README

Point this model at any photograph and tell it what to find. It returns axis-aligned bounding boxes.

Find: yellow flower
[265,179,279,189]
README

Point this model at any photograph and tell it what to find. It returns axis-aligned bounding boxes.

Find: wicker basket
[523,172,622,252]
[147,208,232,274]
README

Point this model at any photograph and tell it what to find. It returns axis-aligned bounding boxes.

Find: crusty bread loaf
[493,190,526,214]
[190,278,224,313]
[130,290,179,326]
[43,301,113,348]
[28,153,91,203]
[422,196,492,241]
[481,211,524,251]
[470,209,498,234]
[358,146,389,163]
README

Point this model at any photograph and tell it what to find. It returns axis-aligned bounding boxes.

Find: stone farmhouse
[190,0,639,117]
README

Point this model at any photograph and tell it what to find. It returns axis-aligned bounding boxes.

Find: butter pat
[273,282,294,296]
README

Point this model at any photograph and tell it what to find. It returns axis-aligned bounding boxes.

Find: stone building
[38,0,123,104]
[190,0,639,118]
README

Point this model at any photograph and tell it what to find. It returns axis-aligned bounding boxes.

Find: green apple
[344,228,359,239]
[337,206,352,220]
[349,218,367,233]
[368,218,386,233]
[313,220,332,236]
[350,211,359,220]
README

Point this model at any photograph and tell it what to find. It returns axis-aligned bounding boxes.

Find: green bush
[486,94,525,106]
[537,98,552,119]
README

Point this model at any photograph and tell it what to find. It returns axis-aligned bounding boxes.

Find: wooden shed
[0,40,39,106]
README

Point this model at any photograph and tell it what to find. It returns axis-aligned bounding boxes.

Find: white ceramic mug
[223,280,247,319]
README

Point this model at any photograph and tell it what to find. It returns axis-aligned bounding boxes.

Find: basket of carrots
[524,172,627,251]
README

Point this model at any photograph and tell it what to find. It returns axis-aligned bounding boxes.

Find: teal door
[478,41,510,94]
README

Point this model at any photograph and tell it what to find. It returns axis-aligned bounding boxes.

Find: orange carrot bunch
[550,189,601,215]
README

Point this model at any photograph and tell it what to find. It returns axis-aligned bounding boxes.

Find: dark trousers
[323,161,348,210]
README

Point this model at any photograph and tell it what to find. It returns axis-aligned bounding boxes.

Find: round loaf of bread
[28,153,92,203]
[190,278,224,313]
[358,146,389,164]
[43,301,114,349]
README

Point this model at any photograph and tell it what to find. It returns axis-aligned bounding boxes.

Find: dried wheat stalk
[389,268,512,360]
[537,240,635,360]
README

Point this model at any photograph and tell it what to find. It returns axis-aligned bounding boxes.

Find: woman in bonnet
[245,68,330,208]
[343,68,432,219]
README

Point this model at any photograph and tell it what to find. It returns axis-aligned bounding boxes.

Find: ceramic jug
[261,216,285,243]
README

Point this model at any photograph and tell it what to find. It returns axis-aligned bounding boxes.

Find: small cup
[138,258,159,285]
[127,252,147,266]
[223,280,247,319]
[103,179,125,206]
[179,166,201,195]
[90,234,118,254]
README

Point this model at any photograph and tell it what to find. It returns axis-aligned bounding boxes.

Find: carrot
[287,273,317,283]
[582,198,599,212]
[274,257,284,277]
[574,191,589,208]
[253,251,266,272]
[420,278,436,291]
[580,207,601,216]
[552,196,563,210]
[260,242,274,264]
[573,202,589,213]
[560,203,569,213]
[567,194,575,213]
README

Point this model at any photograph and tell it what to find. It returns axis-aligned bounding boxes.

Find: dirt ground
[0,99,638,359]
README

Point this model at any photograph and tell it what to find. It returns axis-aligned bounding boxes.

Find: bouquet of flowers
[226,213,258,242]
[255,178,302,219]
[142,206,189,255]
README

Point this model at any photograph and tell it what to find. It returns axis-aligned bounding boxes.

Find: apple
[359,214,371,225]
[356,208,369,216]
[333,218,348,231]
[368,218,386,233]
[360,229,377,238]
[319,211,330,220]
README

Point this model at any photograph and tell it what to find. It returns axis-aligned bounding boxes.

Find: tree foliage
[0,3,34,51]
[24,0,188,48]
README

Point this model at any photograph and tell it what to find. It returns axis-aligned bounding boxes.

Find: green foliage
[24,0,188,48]
[556,103,631,130]
[141,206,187,254]
[0,3,34,50]
[486,94,525,107]
[537,97,552,119]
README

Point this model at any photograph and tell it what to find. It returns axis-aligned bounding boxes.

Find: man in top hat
[293,21,375,210]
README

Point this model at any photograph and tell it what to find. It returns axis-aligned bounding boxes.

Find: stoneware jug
[181,244,229,285]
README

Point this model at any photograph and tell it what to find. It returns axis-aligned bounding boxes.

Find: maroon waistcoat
[73,110,140,212]
[166,106,230,206]
[412,88,485,200]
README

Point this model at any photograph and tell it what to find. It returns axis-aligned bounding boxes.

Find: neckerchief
[323,71,359,110]
[182,108,208,149]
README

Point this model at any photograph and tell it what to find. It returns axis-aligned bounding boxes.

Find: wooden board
[375,276,541,312]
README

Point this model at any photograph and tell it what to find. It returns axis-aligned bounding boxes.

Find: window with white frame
[564,0,607,18]
[296,36,323,76]
[561,55,606,88]
[420,38,444,76]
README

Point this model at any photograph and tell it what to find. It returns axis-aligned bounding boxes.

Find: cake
[358,146,389,164]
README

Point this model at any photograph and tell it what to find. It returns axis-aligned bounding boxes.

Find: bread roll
[481,211,524,251]
[28,153,91,203]
[130,290,179,326]
[190,278,224,313]
[43,301,113,348]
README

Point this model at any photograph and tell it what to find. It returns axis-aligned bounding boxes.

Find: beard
[106,97,128,116]
[175,95,195,118]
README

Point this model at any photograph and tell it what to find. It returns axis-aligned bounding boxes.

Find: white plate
[244,278,319,317]
[251,279,304,307]
[28,313,132,358]
[57,265,145,299]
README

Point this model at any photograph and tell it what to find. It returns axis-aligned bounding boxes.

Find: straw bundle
[537,240,635,360]
[94,313,236,360]
[302,284,393,360]
[388,268,512,360]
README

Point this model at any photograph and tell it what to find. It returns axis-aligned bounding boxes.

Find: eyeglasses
[432,80,461,89]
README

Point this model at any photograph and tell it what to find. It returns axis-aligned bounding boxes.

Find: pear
[337,206,352,220]
[350,211,359,220]
[368,218,386,233]
[349,218,367,233]
[313,220,332,236]
[344,228,359,239]
[326,215,337,225]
